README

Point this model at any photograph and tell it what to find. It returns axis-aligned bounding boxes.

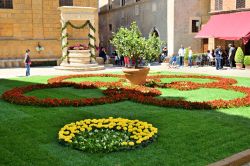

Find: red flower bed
[2,74,250,110]
[1,82,126,107]
[147,74,237,87]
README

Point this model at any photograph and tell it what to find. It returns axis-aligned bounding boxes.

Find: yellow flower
[121,142,128,146]
[136,140,142,144]
[128,142,135,146]
[128,129,133,132]
[116,126,121,130]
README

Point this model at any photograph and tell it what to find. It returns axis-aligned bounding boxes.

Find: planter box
[68,50,91,65]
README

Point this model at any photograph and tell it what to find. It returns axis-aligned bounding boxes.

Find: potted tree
[111,22,164,85]
[244,56,250,70]
[235,47,245,69]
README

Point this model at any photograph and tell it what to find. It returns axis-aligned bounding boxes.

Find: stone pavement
[0,65,249,79]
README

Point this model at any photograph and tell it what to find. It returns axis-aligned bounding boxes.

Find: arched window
[59,0,73,7]
[151,27,159,37]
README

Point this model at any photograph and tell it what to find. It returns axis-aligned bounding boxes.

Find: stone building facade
[99,0,210,56]
[207,0,250,54]
[0,0,99,64]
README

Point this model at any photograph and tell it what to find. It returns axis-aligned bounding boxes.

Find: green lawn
[0,73,250,166]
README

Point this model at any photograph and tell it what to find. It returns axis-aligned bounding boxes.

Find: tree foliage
[110,22,165,67]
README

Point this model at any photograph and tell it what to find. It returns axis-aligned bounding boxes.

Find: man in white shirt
[178,45,185,67]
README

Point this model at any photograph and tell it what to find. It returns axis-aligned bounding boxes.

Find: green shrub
[244,56,250,65]
[235,47,245,63]
[184,48,189,60]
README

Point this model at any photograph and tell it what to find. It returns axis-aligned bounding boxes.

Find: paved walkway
[0,65,249,79]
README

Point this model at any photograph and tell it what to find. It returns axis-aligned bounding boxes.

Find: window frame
[215,0,223,11]
[0,0,13,9]
[189,17,201,34]
[236,0,245,9]
[120,0,126,7]
[59,0,73,7]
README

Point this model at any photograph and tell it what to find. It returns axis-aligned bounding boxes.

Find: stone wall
[100,0,210,56]
[0,0,98,60]
[173,0,210,54]
[99,0,168,55]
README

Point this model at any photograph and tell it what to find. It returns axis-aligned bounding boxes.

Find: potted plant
[244,56,250,70]
[184,48,189,67]
[235,47,245,69]
[111,22,164,85]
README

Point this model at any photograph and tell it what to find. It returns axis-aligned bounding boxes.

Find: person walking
[24,49,31,76]
[188,47,193,67]
[178,45,185,67]
[228,44,236,69]
[215,46,222,70]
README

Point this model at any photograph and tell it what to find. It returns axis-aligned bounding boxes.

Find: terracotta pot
[236,63,243,69]
[184,60,189,67]
[245,65,250,70]
[164,57,170,63]
[122,67,150,85]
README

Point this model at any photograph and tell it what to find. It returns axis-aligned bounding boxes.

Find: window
[236,0,245,9]
[152,3,157,12]
[215,0,223,11]
[109,3,112,10]
[121,0,125,6]
[109,24,112,31]
[191,20,200,33]
[59,0,73,7]
[0,0,13,9]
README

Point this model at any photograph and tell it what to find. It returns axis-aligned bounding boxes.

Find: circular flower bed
[58,117,158,153]
[1,82,159,107]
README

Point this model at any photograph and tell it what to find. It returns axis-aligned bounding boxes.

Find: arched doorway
[150,27,160,37]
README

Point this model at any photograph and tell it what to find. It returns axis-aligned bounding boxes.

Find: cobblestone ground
[0,65,249,79]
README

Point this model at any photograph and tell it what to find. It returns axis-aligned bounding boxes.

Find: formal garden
[1,21,250,165]
[0,71,250,165]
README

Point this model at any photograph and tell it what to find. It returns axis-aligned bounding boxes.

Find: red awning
[196,11,250,44]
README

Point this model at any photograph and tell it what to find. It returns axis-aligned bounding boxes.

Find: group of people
[167,45,193,68]
[99,47,131,67]
[213,44,236,70]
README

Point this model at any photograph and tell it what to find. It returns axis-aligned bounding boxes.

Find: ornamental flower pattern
[2,74,250,110]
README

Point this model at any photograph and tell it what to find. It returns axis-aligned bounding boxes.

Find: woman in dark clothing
[99,47,107,63]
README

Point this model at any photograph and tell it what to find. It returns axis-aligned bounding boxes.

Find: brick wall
[0,0,98,59]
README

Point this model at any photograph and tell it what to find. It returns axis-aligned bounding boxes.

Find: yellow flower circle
[58,118,158,152]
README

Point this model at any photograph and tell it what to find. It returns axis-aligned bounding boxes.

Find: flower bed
[58,117,158,153]
[2,74,250,110]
